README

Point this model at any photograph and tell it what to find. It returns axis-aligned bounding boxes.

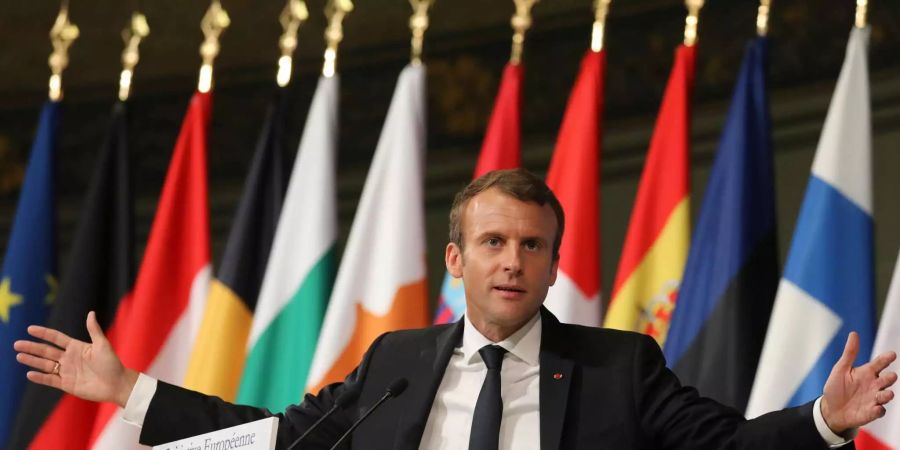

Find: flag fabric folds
[543,50,604,327]
[90,92,212,448]
[0,101,59,449]
[237,76,337,412]
[747,27,875,418]
[434,62,523,325]
[307,64,429,394]
[9,102,134,449]
[184,90,287,401]
[858,250,900,450]
[663,37,778,412]
[604,45,695,346]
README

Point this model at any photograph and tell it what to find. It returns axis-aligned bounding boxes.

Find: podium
[152,417,278,450]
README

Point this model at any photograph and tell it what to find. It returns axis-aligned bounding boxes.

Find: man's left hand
[822,331,898,434]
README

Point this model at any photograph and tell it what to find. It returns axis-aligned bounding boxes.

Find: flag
[0,100,58,448]
[307,64,429,393]
[858,250,900,450]
[236,77,337,412]
[663,37,777,412]
[543,50,604,327]
[747,27,875,418]
[8,101,133,449]
[183,90,287,401]
[434,63,523,324]
[90,92,211,448]
[604,45,695,346]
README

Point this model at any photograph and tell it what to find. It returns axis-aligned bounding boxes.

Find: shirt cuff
[814,396,858,448]
[122,373,158,428]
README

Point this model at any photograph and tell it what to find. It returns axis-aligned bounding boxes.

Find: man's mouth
[493,285,526,294]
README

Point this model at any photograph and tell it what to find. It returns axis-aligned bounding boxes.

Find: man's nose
[502,245,523,274]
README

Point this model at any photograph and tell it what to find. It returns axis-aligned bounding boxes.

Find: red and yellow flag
[604,45,695,346]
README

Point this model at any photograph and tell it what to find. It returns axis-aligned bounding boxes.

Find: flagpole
[510,0,539,65]
[47,0,79,101]
[118,12,149,101]
[855,0,868,28]
[322,0,353,78]
[409,0,433,66]
[591,0,611,52]
[683,0,704,47]
[756,0,771,37]
[276,0,309,87]
[197,0,230,93]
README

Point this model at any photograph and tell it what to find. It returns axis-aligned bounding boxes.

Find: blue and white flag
[746,27,875,417]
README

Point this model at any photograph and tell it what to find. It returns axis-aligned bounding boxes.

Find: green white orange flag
[604,45,695,346]
[90,91,212,448]
[307,64,429,394]
[236,77,338,413]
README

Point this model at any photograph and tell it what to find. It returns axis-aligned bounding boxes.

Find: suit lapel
[393,320,463,449]
[539,308,575,450]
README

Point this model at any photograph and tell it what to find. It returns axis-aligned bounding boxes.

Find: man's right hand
[13,311,139,408]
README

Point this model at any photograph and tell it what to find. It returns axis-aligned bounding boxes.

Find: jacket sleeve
[632,334,835,450]
[138,332,390,449]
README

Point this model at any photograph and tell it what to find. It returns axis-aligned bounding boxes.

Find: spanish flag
[604,45,694,346]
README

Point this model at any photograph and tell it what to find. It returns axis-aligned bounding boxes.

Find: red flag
[604,45,695,346]
[544,50,604,326]
[89,92,212,449]
[434,63,523,324]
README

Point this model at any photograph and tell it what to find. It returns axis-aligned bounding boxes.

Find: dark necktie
[469,344,508,450]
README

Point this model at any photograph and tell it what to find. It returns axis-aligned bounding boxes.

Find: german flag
[8,101,132,449]
[183,89,287,400]
[604,45,695,346]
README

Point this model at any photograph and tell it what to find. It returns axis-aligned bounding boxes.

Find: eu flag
[663,37,778,412]
[0,100,59,447]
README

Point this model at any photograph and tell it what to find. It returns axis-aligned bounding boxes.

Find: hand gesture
[13,311,138,407]
[821,331,898,433]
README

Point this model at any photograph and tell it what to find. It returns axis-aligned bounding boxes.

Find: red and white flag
[544,49,604,326]
[89,92,212,449]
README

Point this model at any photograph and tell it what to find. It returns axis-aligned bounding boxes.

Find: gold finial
[276,0,309,87]
[510,0,539,65]
[683,0,704,47]
[48,1,80,101]
[322,0,353,78]
[118,13,150,101]
[591,0,611,52]
[198,0,231,93]
[756,0,771,36]
[855,0,868,28]
[409,0,434,65]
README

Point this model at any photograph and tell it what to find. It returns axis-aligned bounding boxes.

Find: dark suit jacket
[140,308,838,449]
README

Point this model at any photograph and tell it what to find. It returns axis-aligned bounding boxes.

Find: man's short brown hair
[449,168,565,258]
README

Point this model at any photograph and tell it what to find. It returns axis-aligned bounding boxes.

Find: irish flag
[237,76,338,413]
[604,45,694,346]
[307,64,429,393]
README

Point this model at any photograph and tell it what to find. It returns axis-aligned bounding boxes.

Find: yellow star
[45,274,57,305]
[0,276,23,324]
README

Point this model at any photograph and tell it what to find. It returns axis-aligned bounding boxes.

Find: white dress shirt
[123,312,851,448]
[418,313,542,449]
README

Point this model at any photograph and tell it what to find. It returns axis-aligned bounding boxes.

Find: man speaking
[14,169,899,449]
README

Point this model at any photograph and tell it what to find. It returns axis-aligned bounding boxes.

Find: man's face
[445,188,559,336]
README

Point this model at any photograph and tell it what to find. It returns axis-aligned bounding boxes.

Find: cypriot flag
[307,64,429,394]
[236,76,338,413]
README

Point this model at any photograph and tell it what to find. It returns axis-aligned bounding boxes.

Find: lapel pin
[553,373,563,380]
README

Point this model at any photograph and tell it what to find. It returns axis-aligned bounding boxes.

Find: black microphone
[285,385,361,450]
[327,378,408,450]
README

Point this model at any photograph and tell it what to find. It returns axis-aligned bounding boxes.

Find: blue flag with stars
[0,100,58,448]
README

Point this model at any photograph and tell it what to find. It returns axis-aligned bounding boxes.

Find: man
[14,169,898,449]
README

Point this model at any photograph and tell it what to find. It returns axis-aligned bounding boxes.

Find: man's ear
[548,254,560,286]
[446,242,464,278]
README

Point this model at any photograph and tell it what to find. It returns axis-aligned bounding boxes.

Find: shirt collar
[460,311,542,367]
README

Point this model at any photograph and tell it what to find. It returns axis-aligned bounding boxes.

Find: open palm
[14,311,137,407]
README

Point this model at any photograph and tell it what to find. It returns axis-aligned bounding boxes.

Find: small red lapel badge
[553,373,563,380]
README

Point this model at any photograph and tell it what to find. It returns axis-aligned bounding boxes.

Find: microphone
[327,378,408,450]
[285,385,361,450]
